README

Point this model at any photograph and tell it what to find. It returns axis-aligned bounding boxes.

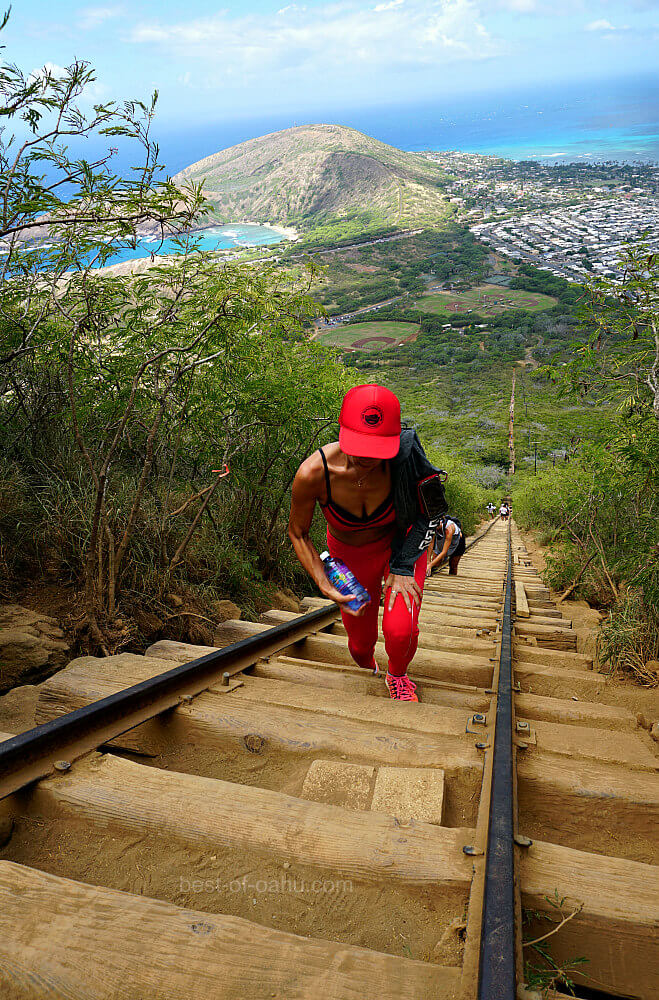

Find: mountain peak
[175,124,450,227]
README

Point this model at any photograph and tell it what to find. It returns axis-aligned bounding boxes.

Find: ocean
[154,73,659,171]
[93,224,291,267]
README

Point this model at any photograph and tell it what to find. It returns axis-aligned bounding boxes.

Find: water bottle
[319,551,371,612]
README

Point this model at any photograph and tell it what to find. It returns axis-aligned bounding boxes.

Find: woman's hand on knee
[385,573,422,613]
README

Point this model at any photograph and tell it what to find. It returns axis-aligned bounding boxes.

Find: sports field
[417,284,557,316]
[318,321,419,351]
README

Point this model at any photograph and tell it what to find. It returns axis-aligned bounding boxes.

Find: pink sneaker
[385,672,418,702]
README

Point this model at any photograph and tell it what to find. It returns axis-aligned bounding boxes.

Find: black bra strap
[318,448,332,501]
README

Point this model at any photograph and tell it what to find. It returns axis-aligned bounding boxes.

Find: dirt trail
[521,527,659,723]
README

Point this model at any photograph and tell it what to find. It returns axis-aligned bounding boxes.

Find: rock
[651,722,659,744]
[301,760,374,811]
[0,605,69,693]
[0,684,39,734]
[188,623,213,647]
[269,589,301,614]
[645,659,659,679]
[167,593,184,608]
[133,609,163,636]
[210,600,242,622]
[0,815,13,849]
[371,766,445,825]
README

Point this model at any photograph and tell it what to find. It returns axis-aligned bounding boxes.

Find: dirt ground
[521,528,659,726]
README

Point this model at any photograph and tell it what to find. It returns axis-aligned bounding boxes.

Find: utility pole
[533,442,538,475]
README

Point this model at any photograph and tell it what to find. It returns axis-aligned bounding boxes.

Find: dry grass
[597,589,659,685]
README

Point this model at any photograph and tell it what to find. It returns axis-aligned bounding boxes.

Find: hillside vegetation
[174,124,452,228]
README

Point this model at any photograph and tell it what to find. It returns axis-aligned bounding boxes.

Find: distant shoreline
[190,221,299,244]
[266,223,299,241]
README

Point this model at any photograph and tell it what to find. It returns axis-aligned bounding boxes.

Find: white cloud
[78,6,123,30]
[128,0,500,81]
[374,0,405,11]
[502,0,536,10]
[585,18,629,31]
[28,62,68,84]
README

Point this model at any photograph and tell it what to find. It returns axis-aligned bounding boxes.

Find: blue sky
[6,1,659,127]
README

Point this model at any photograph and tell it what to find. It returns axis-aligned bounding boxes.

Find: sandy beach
[265,223,299,241]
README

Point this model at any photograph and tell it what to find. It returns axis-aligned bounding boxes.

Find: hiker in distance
[427,514,466,577]
[288,384,447,702]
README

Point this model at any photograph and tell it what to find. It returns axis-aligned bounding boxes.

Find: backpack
[417,472,448,519]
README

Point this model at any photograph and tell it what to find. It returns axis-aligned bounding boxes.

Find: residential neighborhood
[418,151,659,282]
[470,197,659,281]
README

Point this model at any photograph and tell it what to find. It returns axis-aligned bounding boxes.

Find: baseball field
[417,284,557,316]
[317,321,419,351]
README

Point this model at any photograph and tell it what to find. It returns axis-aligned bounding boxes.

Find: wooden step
[515,692,637,731]
[0,861,461,1000]
[513,642,592,670]
[262,610,495,656]
[253,655,491,712]
[528,717,656,771]
[515,665,610,700]
[518,754,659,864]
[514,622,577,650]
[514,581,530,617]
[35,657,484,797]
[231,675,475,740]
[24,753,474,889]
[170,628,496,689]
[521,842,659,1000]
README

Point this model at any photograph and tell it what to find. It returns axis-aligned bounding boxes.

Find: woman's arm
[287,459,361,613]
[426,536,435,578]
[428,523,454,570]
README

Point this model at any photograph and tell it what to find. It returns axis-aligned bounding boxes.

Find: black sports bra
[318,448,396,532]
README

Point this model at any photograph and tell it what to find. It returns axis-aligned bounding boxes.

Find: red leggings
[327,530,427,678]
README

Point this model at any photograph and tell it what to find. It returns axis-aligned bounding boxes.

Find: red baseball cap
[339,384,401,459]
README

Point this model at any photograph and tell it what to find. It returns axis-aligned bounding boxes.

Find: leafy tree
[0,25,349,651]
[515,246,659,678]
[0,34,203,366]
[560,244,659,422]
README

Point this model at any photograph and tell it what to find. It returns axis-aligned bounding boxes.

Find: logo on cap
[362,405,384,427]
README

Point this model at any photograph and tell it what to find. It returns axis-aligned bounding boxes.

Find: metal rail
[0,603,339,801]
[464,515,499,553]
[432,515,499,578]
[478,520,516,998]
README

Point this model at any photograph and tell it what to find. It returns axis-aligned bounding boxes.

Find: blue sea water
[98,223,289,266]
[153,73,659,171]
[357,75,659,165]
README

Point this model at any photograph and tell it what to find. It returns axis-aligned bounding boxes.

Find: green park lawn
[317,320,419,351]
[417,284,557,317]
